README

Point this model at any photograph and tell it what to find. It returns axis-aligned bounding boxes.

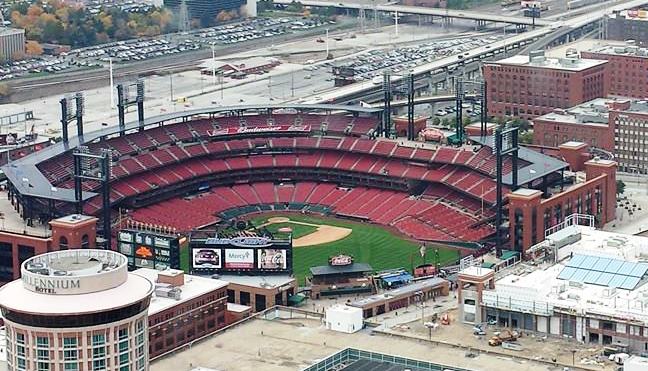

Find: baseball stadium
[2,103,617,281]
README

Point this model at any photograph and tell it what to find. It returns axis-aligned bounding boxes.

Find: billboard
[258,249,287,270]
[117,229,181,271]
[192,248,221,269]
[224,249,254,269]
[189,232,292,275]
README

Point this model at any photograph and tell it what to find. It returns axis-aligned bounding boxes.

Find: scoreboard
[117,229,182,271]
[189,232,292,275]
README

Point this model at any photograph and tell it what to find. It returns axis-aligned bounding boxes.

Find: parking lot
[0,16,341,81]
[331,34,504,83]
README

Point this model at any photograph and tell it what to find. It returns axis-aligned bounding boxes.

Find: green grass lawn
[252,214,460,285]
[261,222,318,239]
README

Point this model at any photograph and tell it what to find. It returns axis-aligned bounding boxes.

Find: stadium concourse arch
[3,104,571,253]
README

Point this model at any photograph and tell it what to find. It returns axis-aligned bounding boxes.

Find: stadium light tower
[59,92,85,144]
[73,147,112,249]
[116,79,145,135]
[493,125,519,257]
[382,71,416,140]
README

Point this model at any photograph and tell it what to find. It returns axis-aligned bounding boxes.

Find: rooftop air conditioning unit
[53,270,68,276]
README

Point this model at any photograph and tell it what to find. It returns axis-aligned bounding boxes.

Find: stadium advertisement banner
[258,249,287,270]
[224,249,254,269]
[207,125,310,137]
[193,248,222,269]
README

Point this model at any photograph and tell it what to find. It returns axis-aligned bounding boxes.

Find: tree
[441,117,450,127]
[25,40,44,56]
[462,116,472,127]
[0,83,12,97]
[432,117,441,126]
[616,180,626,195]
[519,131,533,144]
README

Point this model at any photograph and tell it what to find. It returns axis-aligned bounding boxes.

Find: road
[274,0,553,26]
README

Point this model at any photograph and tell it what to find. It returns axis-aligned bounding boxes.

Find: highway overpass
[274,0,554,26]
[369,93,478,108]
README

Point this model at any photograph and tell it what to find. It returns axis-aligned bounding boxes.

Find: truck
[488,329,519,346]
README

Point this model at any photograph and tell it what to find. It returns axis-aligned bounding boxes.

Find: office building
[0,28,25,61]
[483,52,608,120]
[533,97,648,173]
[0,249,154,371]
[582,41,648,98]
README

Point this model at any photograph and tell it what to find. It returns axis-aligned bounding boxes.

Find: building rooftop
[0,27,24,37]
[226,302,250,313]
[489,54,607,72]
[310,263,373,276]
[534,97,648,125]
[349,278,447,307]
[587,41,648,59]
[610,9,648,21]
[50,214,96,225]
[218,274,294,290]
[485,225,648,324]
[133,268,228,315]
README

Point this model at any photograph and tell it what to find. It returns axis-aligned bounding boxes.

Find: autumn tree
[25,40,44,56]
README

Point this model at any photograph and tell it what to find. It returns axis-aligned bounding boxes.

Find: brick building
[222,274,296,313]
[0,214,98,285]
[582,41,648,99]
[483,52,608,120]
[533,97,648,173]
[508,153,616,254]
[133,268,229,359]
[532,99,614,150]
[606,10,648,46]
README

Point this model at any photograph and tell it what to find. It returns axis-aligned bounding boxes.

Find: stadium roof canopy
[469,135,568,186]
[2,104,382,202]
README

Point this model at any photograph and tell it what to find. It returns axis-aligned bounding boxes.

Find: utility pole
[325,28,329,57]
[109,58,114,108]
[291,70,295,97]
[211,43,216,86]
[395,10,399,36]
[169,73,174,101]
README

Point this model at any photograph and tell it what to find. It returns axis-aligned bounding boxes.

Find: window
[38,362,50,371]
[64,364,79,371]
[59,236,68,250]
[93,359,106,371]
[92,334,105,346]
[36,336,49,348]
[119,353,129,365]
[37,349,49,360]
[119,328,129,340]
[81,234,90,249]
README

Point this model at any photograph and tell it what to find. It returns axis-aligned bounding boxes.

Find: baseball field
[252,214,461,285]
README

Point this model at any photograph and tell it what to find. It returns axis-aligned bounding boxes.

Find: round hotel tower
[0,249,154,371]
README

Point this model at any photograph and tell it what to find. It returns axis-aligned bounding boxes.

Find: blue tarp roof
[381,272,413,284]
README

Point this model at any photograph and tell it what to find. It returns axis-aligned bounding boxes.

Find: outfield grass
[262,222,318,239]
[253,214,460,285]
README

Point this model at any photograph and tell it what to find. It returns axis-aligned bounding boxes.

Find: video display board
[189,234,292,275]
[117,229,181,271]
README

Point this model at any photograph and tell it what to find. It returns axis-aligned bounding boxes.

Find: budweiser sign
[329,254,353,266]
[208,125,310,136]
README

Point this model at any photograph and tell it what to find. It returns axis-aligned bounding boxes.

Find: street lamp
[416,290,425,324]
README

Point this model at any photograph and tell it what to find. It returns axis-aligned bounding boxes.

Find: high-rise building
[483,52,608,120]
[0,249,154,371]
[582,41,648,99]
